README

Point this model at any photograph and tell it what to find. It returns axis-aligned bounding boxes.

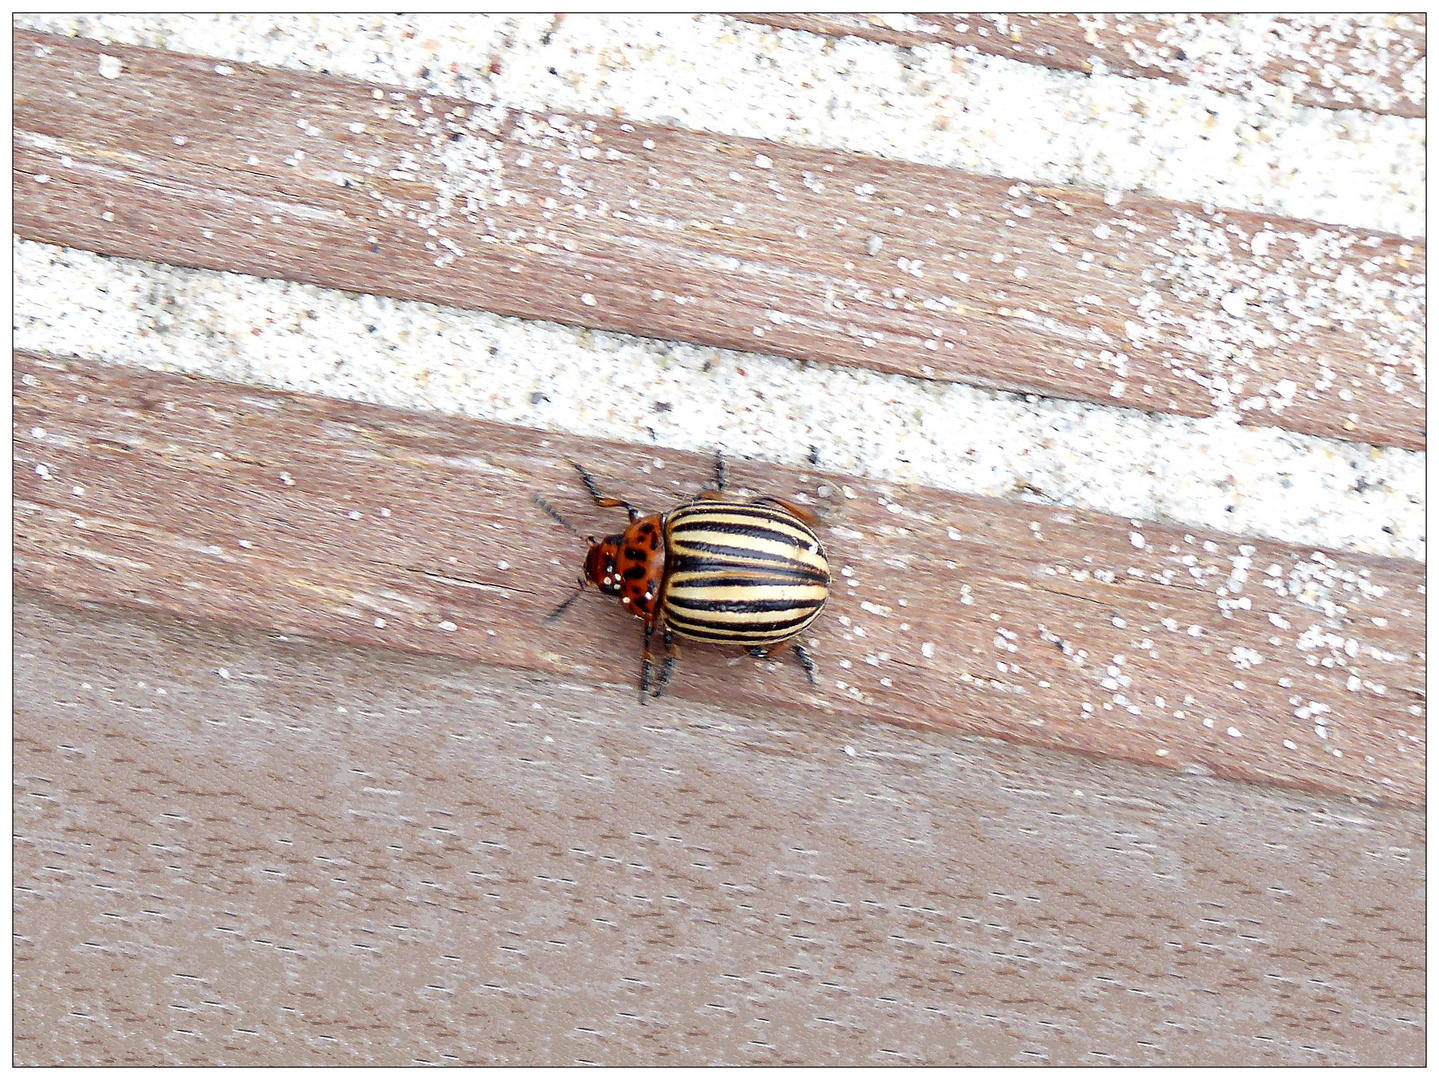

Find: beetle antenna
[534,495,587,541]
[544,579,587,623]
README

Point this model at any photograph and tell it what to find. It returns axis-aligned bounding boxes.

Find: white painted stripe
[16,13,1423,236]
[14,241,1422,561]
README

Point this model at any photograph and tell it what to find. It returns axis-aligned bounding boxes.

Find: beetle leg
[792,643,818,685]
[690,452,729,504]
[573,462,641,521]
[652,626,679,698]
[750,494,821,527]
[749,640,817,686]
[640,619,655,705]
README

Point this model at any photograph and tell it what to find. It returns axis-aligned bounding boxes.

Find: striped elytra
[553,460,830,701]
[662,500,829,646]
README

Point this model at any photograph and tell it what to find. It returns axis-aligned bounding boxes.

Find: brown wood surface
[13,31,1425,451]
[13,590,1425,1066]
[740,13,1428,118]
[14,352,1425,809]
[11,23,1427,1066]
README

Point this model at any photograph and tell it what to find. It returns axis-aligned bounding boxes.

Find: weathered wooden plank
[13,31,1424,450]
[14,353,1424,807]
[740,13,1427,119]
[14,590,1425,1065]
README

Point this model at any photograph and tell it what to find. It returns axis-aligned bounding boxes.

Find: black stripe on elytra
[669,517,814,549]
[664,609,819,641]
[667,570,829,592]
[672,502,804,523]
[669,540,827,574]
[667,566,828,592]
[665,593,825,614]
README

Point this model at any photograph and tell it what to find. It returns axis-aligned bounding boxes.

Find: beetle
[538,457,830,700]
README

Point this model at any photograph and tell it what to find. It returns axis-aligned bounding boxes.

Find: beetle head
[583,534,625,597]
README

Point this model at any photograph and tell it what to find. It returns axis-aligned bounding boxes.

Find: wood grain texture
[740,13,1427,118]
[13,590,1425,1065]
[13,30,1425,451]
[14,353,1425,808]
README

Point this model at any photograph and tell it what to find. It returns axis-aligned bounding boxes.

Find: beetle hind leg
[749,640,817,686]
[691,452,729,504]
[750,494,821,527]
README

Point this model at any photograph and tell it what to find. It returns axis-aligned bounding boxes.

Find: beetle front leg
[573,462,641,521]
[640,619,655,704]
[652,626,679,699]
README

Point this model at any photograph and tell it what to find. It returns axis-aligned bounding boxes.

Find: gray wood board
[14,590,1424,1065]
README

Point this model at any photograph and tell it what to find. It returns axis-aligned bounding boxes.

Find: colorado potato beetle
[538,457,830,701]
